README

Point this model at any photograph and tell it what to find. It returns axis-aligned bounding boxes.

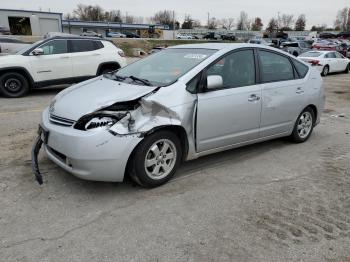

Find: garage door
[39,18,60,34]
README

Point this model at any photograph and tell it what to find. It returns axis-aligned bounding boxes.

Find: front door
[196,49,262,152]
[29,39,72,82]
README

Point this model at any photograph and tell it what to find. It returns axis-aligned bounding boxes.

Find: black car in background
[123,31,140,38]
[221,33,236,41]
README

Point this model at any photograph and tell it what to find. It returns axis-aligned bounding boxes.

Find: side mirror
[32,48,44,56]
[207,75,223,90]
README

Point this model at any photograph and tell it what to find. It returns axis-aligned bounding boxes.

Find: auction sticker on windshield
[184,54,208,59]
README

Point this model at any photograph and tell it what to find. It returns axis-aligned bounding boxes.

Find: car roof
[168,43,275,51]
[46,36,105,41]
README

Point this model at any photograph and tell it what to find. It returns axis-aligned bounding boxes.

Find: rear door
[196,49,262,152]
[28,39,72,82]
[334,52,348,71]
[324,52,338,72]
[258,49,307,137]
[69,39,104,78]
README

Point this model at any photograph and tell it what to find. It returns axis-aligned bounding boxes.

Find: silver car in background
[32,43,324,187]
[0,37,30,54]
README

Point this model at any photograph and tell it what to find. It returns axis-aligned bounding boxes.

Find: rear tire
[321,65,329,77]
[128,131,182,188]
[0,72,29,98]
[290,107,315,143]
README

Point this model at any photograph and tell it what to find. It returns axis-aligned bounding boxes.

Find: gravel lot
[0,72,349,262]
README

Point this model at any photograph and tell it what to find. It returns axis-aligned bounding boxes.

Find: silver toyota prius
[32,43,325,187]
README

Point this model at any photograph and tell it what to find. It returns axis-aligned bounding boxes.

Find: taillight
[309,60,320,65]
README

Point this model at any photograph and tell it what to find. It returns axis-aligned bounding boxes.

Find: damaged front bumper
[31,108,143,184]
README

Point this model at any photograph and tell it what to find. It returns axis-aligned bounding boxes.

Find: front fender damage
[109,97,182,137]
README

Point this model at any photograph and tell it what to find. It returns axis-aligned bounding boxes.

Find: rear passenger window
[325,53,336,58]
[70,40,96,52]
[292,59,309,78]
[259,50,294,82]
[94,41,104,50]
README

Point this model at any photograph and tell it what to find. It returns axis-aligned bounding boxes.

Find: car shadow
[42,137,293,195]
[29,85,69,96]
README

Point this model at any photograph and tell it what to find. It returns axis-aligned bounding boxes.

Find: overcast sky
[1,0,349,29]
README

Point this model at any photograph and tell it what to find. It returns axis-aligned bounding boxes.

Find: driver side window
[206,49,256,89]
[39,40,67,55]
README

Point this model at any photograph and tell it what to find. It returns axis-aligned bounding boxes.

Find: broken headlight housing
[74,113,126,131]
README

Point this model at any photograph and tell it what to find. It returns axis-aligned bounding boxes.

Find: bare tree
[280,14,294,30]
[236,11,250,30]
[334,7,349,31]
[251,17,263,31]
[182,14,194,29]
[125,15,135,24]
[73,4,105,21]
[220,18,235,30]
[208,18,218,29]
[104,10,122,22]
[295,14,306,31]
[152,10,174,28]
[266,18,278,33]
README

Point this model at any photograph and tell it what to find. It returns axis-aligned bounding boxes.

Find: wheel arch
[0,67,34,87]
[304,104,318,124]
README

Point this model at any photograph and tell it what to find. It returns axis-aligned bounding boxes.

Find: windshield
[16,39,44,55]
[301,51,322,57]
[115,48,216,86]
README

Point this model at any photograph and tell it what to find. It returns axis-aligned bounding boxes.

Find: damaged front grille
[49,114,75,127]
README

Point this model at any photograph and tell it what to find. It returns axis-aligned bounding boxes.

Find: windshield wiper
[128,75,152,86]
[105,74,126,82]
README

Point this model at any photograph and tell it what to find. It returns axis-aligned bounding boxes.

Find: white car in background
[299,51,350,76]
[176,34,194,39]
[0,36,126,97]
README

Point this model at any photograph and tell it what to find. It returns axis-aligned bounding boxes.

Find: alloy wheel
[297,112,313,139]
[144,139,177,180]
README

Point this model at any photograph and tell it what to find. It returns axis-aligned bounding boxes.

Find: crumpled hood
[50,76,158,121]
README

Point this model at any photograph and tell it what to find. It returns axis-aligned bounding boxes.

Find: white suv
[0,36,126,97]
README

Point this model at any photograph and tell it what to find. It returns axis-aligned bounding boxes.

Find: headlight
[74,113,125,131]
[118,50,125,57]
[85,116,116,130]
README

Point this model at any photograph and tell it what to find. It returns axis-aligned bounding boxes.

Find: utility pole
[207,12,210,29]
[277,11,280,32]
[173,10,175,39]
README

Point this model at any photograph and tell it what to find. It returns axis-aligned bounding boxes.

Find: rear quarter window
[292,59,309,78]
[70,40,96,52]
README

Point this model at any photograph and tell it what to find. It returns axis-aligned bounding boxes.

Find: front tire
[0,72,29,98]
[321,65,329,77]
[344,63,350,74]
[128,131,182,188]
[290,107,315,143]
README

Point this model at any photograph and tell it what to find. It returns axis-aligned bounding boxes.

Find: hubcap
[323,67,328,75]
[4,78,21,93]
[297,112,313,139]
[144,139,177,180]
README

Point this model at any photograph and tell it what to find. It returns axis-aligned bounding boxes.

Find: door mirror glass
[32,48,44,56]
[207,75,223,90]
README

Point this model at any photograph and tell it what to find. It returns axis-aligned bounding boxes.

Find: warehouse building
[62,20,169,38]
[0,9,62,35]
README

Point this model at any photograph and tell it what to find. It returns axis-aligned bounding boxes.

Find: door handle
[296,87,304,94]
[248,94,260,102]
[60,56,70,59]
[92,53,101,56]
